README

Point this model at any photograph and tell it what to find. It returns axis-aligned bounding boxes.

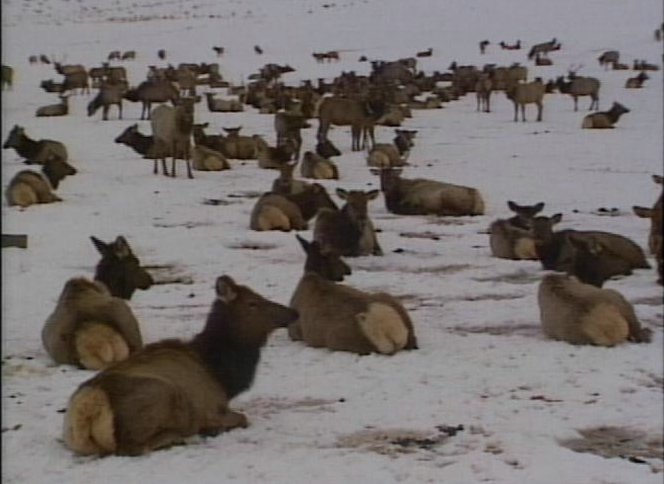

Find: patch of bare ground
[202,198,242,206]
[474,270,541,285]
[227,190,263,199]
[426,217,475,226]
[153,221,213,229]
[226,241,278,250]
[335,425,465,457]
[560,426,663,472]
[241,396,342,418]
[448,323,540,337]
[358,263,473,275]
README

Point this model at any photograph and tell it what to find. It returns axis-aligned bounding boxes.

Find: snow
[1,0,662,482]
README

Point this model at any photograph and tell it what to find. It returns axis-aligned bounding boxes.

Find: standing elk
[87,81,127,120]
[150,97,196,178]
[505,78,545,122]
[633,174,663,284]
[62,275,298,456]
[42,278,143,370]
[317,96,386,151]
[556,74,601,111]
[124,79,180,120]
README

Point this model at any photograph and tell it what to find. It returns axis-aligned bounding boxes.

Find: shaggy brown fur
[63,275,298,456]
[42,278,143,369]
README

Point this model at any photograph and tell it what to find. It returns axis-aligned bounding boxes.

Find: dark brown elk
[150,97,196,178]
[121,50,136,61]
[534,54,553,66]
[41,156,77,189]
[531,213,649,286]
[115,124,155,158]
[62,275,298,456]
[499,40,521,50]
[5,170,62,208]
[42,278,143,370]
[87,81,127,120]
[505,78,545,121]
[555,75,600,111]
[289,235,417,355]
[40,79,65,93]
[108,51,122,61]
[527,38,559,60]
[91,236,154,300]
[581,102,629,129]
[416,48,433,57]
[124,79,180,120]
[375,167,485,216]
[157,49,166,60]
[538,274,651,346]
[1,65,13,90]
[35,94,69,117]
[314,188,383,257]
[625,72,649,88]
[212,46,225,56]
[633,174,663,284]
[598,50,620,69]
[489,201,545,260]
[3,125,68,165]
[254,45,264,54]
[316,138,341,158]
[274,111,311,160]
[479,40,490,54]
[317,96,386,151]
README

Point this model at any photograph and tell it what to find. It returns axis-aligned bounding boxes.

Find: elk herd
[2,29,662,458]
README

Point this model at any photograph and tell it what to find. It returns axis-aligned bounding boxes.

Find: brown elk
[5,170,62,208]
[289,235,417,355]
[42,278,143,370]
[314,188,383,257]
[91,236,154,300]
[625,71,649,88]
[62,275,298,456]
[556,74,601,111]
[366,129,416,168]
[41,156,77,189]
[375,167,485,216]
[3,125,68,165]
[538,274,651,346]
[87,81,127,120]
[124,79,180,120]
[475,72,492,112]
[489,201,545,260]
[300,151,339,180]
[150,97,196,178]
[581,102,629,129]
[35,94,70,117]
[274,111,311,160]
[317,96,385,151]
[598,50,620,69]
[505,78,545,122]
[633,174,663,284]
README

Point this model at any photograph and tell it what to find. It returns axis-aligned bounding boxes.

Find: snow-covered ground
[2,0,662,482]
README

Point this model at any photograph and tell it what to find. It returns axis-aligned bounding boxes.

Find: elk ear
[366,189,380,200]
[90,236,109,255]
[295,234,310,252]
[653,174,663,185]
[216,275,238,302]
[507,200,519,211]
[113,236,132,258]
[551,213,563,225]
[533,202,545,213]
[336,188,349,200]
[632,206,652,218]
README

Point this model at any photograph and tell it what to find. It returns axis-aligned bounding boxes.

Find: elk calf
[63,275,298,456]
[289,236,417,355]
[538,274,651,346]
[42,278,143,370]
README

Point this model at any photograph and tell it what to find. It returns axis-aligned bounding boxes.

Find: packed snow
[2,0,663,483]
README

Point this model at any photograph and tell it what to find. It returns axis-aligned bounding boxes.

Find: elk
[255,136,297,170]
[192,144,230,171]
[313,188,383,257]
[625,72,649,88]
[555,75,601,111]
[499,40,521,50]
[289,235,417,355]
[598,50,619,69]
[316,138,341,158]
[1,65,13,90]
[366,129,416,168]
[157,49,166,60]
[150,97,196,178]
[531,213,649,285]
[42,278,143,370]
[40,79,65,93]
[62,275,298,456]
[475,72,492,112]
[35,94,69,117]
[505,79,545,122]
[416,48,433,57]
[479,40,490,55]
[41,156,77,189]
[272,160,312,194]
[633,174,663,284]
[534,53,553,66]
[300,151,339,180]
[121,50,136,61]
[317,96,385,151]
[220,127,261,160]
[124,79,180,120]
[538,274,651,346]
[91,236,154,300]
[212,46,225,56]
[115,124,155,158]
[87,81,127,120]
[527,38,559,60]
[274,111,311,160]
[5,170,62,208]
[3,125,68,165]
[581,102,629,129]
[375,167,485,216]
[489,201,545,260]
[107,51,121,61]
